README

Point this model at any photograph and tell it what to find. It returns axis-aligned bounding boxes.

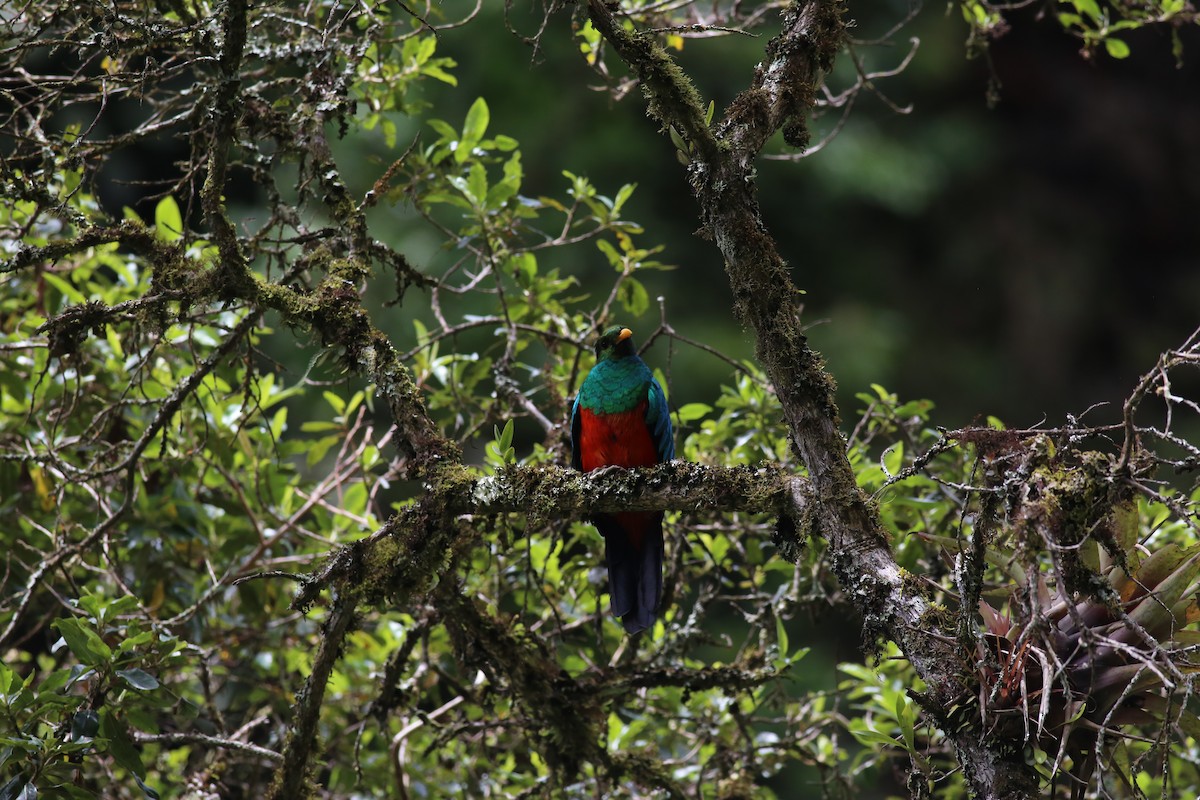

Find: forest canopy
[2,1,1200,799]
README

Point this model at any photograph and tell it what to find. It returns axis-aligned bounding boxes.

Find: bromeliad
[570,326,674,634]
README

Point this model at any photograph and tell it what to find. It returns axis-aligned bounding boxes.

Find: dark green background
[90,2,1200,430]
[362,1,1200,431]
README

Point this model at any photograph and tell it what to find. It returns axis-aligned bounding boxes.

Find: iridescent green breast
[577,357,652,415]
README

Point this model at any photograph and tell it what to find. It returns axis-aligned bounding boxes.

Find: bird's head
[594,325,635,361]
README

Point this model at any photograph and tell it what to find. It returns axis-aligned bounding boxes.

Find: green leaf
[457,97,490,163]
[412,318,431,345]
[616,277,649,316]
[1110,500,1140,568]
[41,272,87,305]
[1071,0,1101,21]
[71,709,101,740]
[848,728,904,749]
[838,662,878,685]
[323,390,346,415]
[37,667,75,694]
[0,736,40,754]
[100,710,144,777]
[1127,550,1200,634]
[102,595,140,621]
[116,668,160,691]
[498,418,514,451]
[52,617,112,666]
[487,155,522,207]
[510,252,537,286]
[611,183,636,216]
[675,403,711,423]
[595,238,622,269]
[306,435,339,466]
[489,134,518,151]
[894,398,934,419]
[344,390,365,418]
[668,125,687,153]
[270,407,288,440]
[422,64,458,86]
[894,693,915,751]
[427,118,458,143]
[466,162,488,207]
[413,34,436,63]
[154,196,183,242]
[1104,37,1130,59]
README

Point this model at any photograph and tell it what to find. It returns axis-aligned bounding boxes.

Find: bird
[570,325,674,634]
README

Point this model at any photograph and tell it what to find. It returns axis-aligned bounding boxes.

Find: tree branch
[292,462,813,612]
[133,731,282,763]
[585,1,1041,796]
[268,595,357,800]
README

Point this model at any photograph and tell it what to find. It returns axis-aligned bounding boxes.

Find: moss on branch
[293,462,813,612]
[585,1,717,162]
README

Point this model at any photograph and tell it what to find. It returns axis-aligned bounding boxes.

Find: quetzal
[570,325,674,634]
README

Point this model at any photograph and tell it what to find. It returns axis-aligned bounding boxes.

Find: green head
[594,325,636,361]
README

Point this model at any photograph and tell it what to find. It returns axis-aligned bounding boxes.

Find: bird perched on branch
[570,325,674,634]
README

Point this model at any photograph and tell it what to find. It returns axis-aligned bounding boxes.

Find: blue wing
[569,394,583,471]
[645,379,674,463]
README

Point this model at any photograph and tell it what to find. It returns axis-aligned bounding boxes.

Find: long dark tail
[596,511,663,634]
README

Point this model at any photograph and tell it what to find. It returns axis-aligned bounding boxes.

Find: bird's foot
[589,465,625,480]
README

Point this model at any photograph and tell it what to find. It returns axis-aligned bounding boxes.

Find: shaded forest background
[83,1,1200,428]
[52,7,1200,752]
[7,0,1200,796]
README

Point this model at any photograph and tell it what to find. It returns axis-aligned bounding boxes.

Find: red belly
[577,402,658,472]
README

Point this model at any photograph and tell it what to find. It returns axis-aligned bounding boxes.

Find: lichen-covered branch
[268,596,357,800]
[202,0,251,277]
[293,462,812,611]
[585,1,1040,795]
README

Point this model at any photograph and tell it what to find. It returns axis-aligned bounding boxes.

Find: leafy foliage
[1,2,1199,800]
[960,0,1197,62]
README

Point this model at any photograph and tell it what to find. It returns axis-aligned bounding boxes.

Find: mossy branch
[267,595,357,800]
[585,1,1042,795]
[433,585,723,798]
[202,0,250,281]
[292,462,814,611]
[0,222,174,275]
[584,3,717,163]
